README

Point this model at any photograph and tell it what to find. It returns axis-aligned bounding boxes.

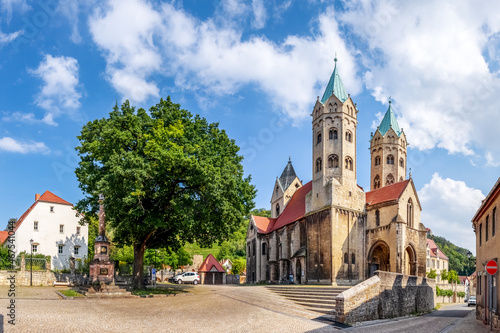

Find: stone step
[283,296,336,305]
[296,301,335,310]
[266,286,348,292]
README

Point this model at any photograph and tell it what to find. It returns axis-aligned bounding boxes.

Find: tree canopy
[429,235,475,276]
[75,98,255,288]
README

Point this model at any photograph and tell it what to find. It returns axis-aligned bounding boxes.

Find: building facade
[472,177,500,330]
[246,59,427,285]
[426,238,449,283]
[13,191,89,270]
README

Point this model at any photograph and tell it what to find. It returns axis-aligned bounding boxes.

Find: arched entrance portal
[296,259,302,284]
[368,241,390,277]
[404,245,417,276]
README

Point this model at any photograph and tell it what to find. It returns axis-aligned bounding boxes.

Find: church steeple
[370,100,408,191]
[270,158,302,218]
[320,57,349,104]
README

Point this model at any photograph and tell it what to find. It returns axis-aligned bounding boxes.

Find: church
[246,59,427,285]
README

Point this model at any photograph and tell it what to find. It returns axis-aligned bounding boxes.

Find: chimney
[35,193,41,201]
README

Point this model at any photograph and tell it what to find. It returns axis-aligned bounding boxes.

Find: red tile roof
[253,216,276,234]
[198,254,226,273]
[38,191,73,206]
[14,191,73,232]
[0,231,9,245]
[365,180,410,206]
[427,238,449,260]
[270,181,312,232]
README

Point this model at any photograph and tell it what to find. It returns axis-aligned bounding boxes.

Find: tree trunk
[133,241,146,289]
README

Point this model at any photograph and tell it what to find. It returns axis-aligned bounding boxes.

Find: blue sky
[1,0,499,255]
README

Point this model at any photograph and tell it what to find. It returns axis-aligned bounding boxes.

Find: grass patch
[61,290,84,297]
[131,289,180,296]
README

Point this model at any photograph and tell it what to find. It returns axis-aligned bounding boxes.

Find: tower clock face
[100,246,107,254]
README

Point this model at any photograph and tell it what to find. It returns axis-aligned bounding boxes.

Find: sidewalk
[452,310,495,332]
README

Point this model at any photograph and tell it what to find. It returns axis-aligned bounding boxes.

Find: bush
[458,291,465,298]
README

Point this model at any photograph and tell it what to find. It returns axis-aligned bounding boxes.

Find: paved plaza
[0,285,493,332]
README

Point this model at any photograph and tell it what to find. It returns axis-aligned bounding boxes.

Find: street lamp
[29,239,33,287]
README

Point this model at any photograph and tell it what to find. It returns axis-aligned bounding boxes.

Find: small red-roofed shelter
[198,254,226,284]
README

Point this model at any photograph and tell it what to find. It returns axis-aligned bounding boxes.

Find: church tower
[369,100,408,190]
[309,58,363,212]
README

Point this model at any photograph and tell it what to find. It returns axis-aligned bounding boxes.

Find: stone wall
[335,271,435,325]
[0,270,56,286]
[435,283,466,304]
[225,274,240,284]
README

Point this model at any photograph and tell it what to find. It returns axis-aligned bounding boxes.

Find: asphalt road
[338,303,474,333]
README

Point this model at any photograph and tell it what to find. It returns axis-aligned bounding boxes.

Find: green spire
[378,100,402,136]
[320,57,349,104]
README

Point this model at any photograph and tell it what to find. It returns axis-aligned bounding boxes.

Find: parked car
[172,272,200,285]
[468,296,476,307]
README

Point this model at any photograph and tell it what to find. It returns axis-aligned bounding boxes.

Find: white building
[426,238,449,283]
[13,191,88,270]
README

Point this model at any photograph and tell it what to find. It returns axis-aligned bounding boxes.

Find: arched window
[344,253,348,264]
[262,243,267,255]
[317,132,322,144]
[329,128,338,140]
[386,173,395,185]
[345,157,353,170]
[351,253,356,264]
[316,158,322,172]
[399,158,404,167]
[328,155,339,168]
[399,176,404,182]
[374,175,381,189]
[376,209,380,227]
[375,156,381,166]
[275,185,279,194]
[334,103,337,112]
[276,203,280,216]
[387,155,394,164]
[345,130,352,142]
[407,199,413,228]
[316,109,320,117]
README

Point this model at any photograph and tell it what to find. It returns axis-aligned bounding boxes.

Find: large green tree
[75,98,255,288]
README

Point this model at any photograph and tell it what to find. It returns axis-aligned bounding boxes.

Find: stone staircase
[266,285,350,318]
[77,283,133,297]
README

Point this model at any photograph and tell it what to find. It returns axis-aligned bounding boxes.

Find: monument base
[89,262,115,284]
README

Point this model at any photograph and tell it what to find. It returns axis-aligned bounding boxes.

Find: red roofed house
[13,191,88,270]
[246,61,427,285]
[198,254,226,284]
[426,238,449,282]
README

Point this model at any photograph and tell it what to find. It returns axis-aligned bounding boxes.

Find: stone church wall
[306,209,332,283]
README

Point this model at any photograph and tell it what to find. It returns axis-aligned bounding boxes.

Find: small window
[276,203,280,216]
[329,128,338,140]
[376,210,380,227]
[34,221,38,231]
[74,246,79,255]
[316,158,322,172]
[344,253,348,264]
[317,132,322,144]
[351,253,356,265]
[387,155,394,165]
[374,175,381,189]
[32,244,38,253]
[328,155,339,168]
[50,206,54,213]
[262,243,267,255]
[486,215,489,242]
[480,223,483,246]
[76,226,81,235]
[375,156,381,166]
[59,225,64,233]
[345,131,352,142]
[386,173,395,185]
[399,158,404,167]
[493,207,496,237]
[58,245,63,254]
[345,157,353,170]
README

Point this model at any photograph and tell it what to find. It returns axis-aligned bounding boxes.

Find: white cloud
[89,0,162,103]
[0,0,30,23]
[0,137,49,154]
[2,111,37,123]
[340,0,500,157]
[30,54,82,126]
[251,0,266,29]
[486,152,500,167]
[419,173,485,255]
[89,0,362,122]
